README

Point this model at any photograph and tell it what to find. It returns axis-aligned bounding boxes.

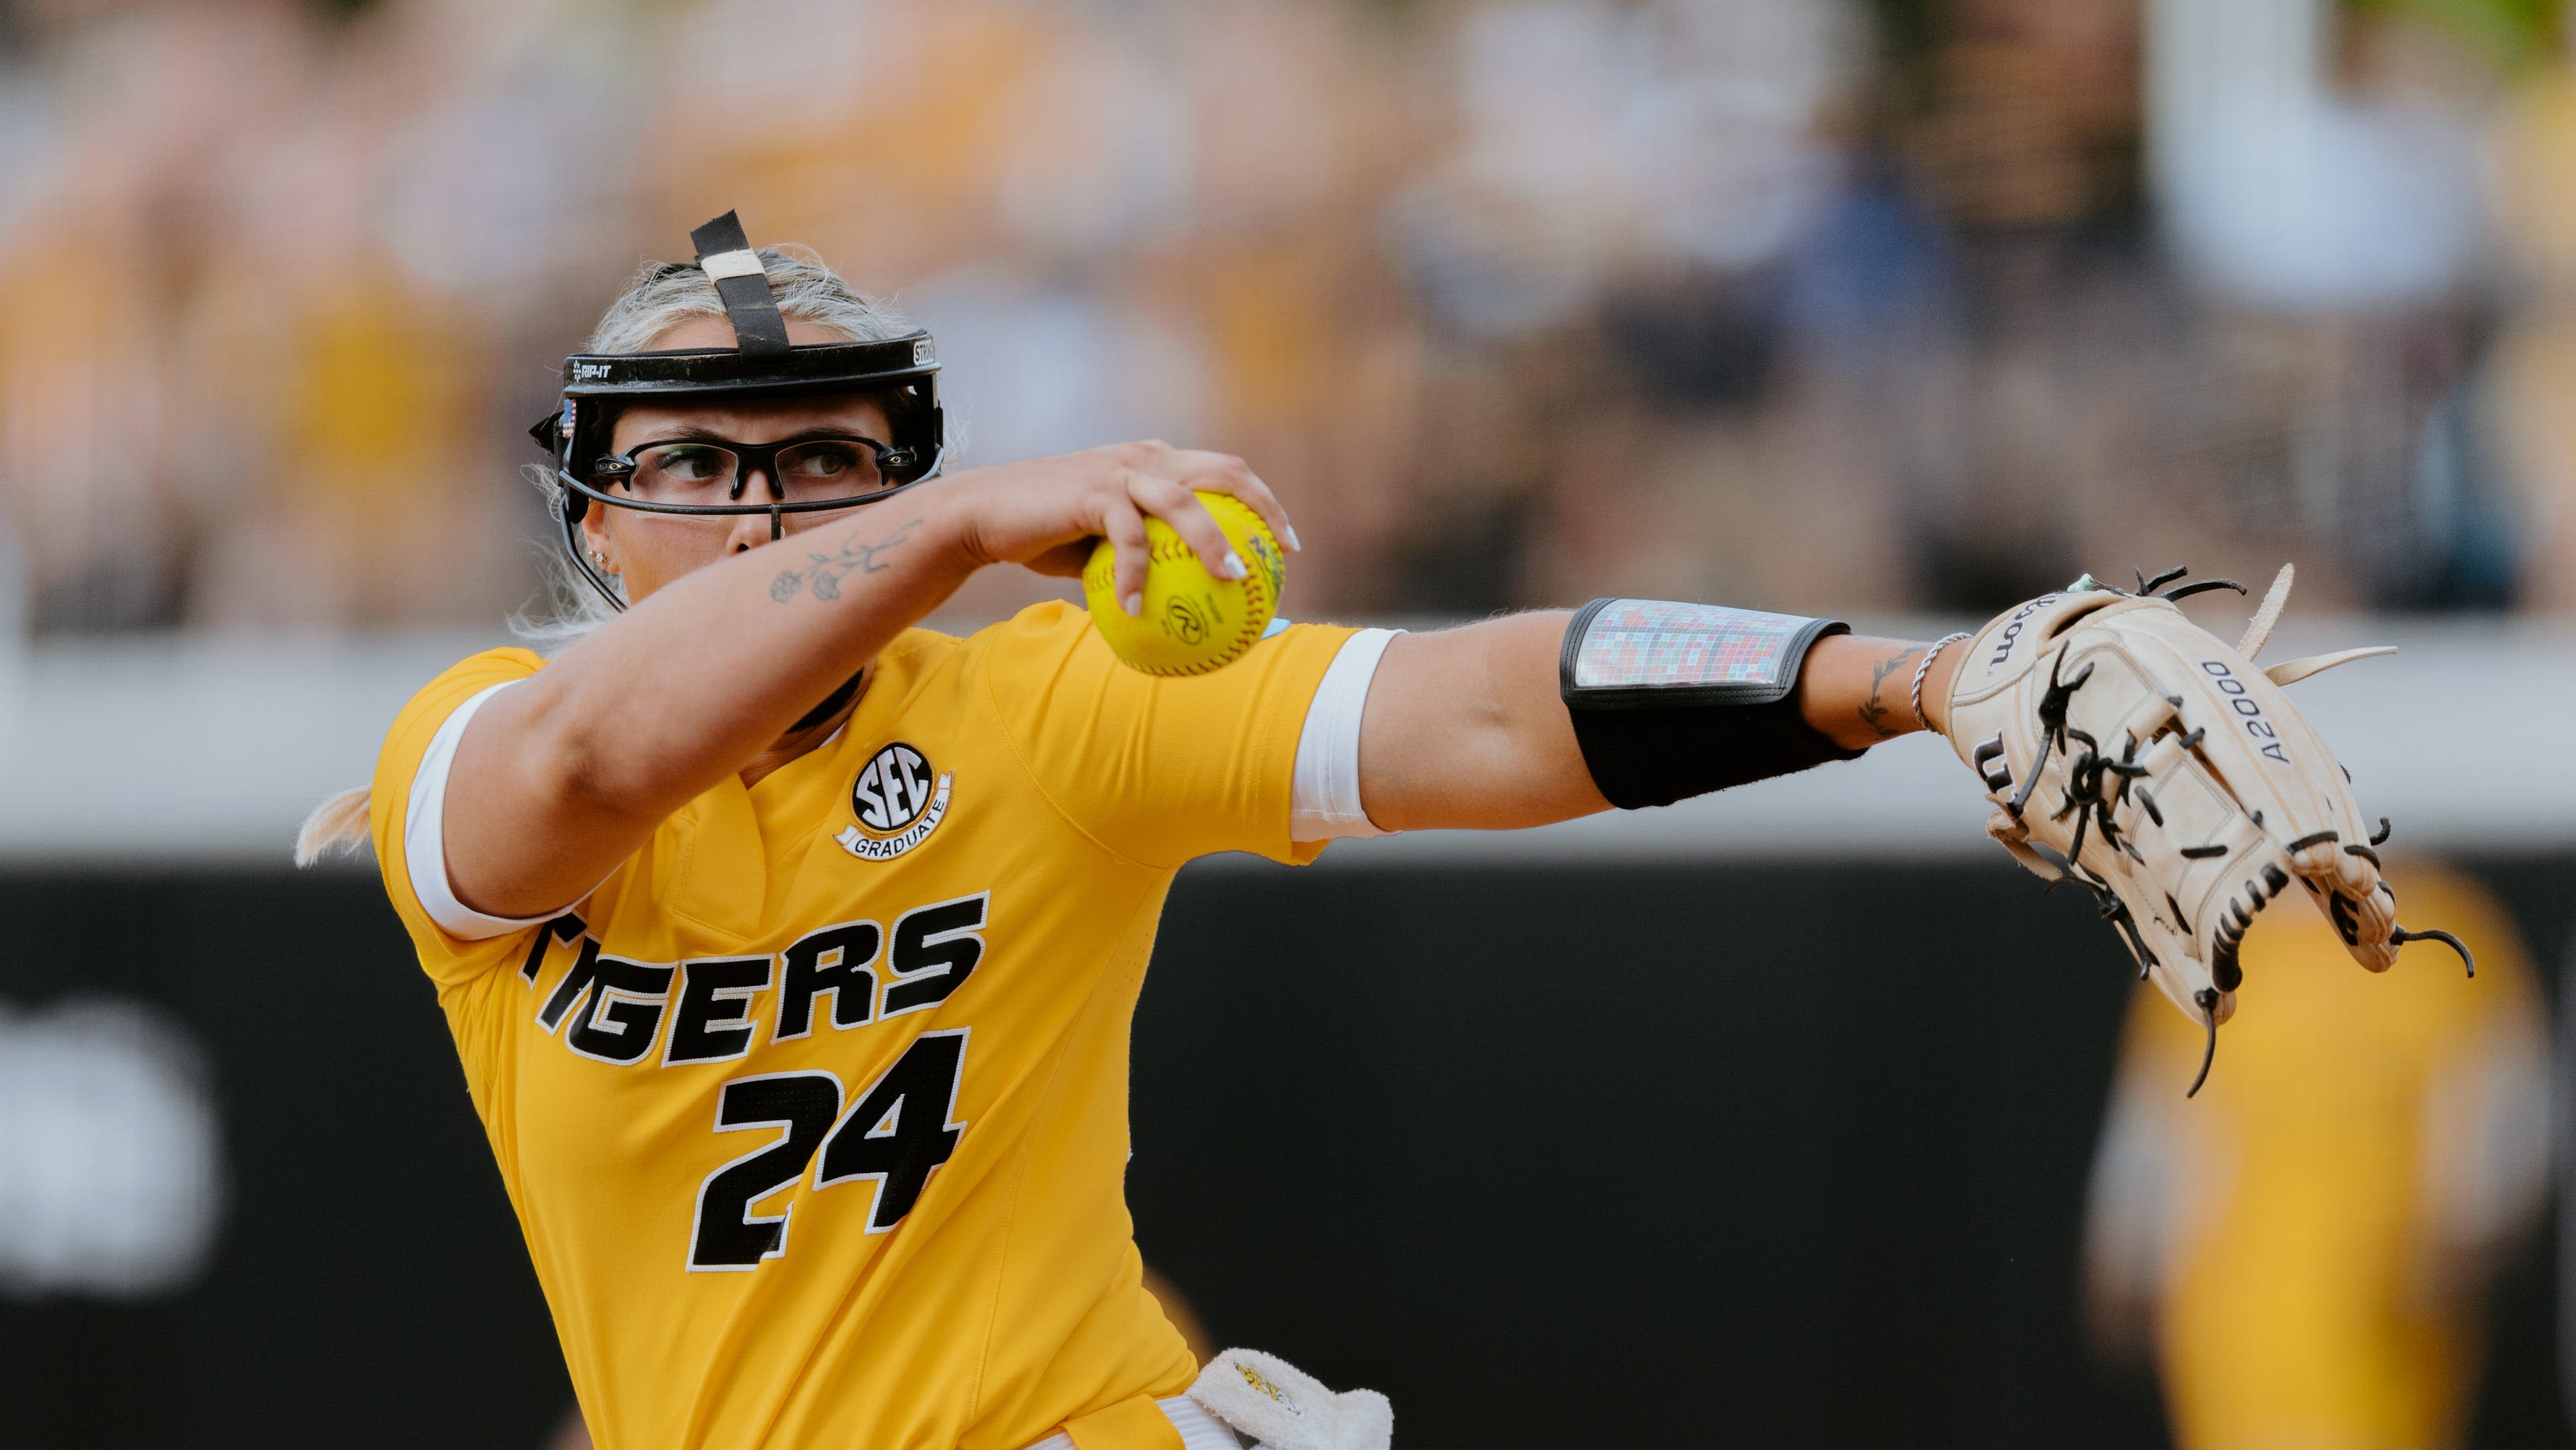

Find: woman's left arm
[1355,611,1965,834]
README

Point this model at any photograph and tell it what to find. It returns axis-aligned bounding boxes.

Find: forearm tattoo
[771,518,923,603]
[1856,647,1918,739]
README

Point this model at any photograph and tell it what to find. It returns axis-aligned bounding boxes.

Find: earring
[587,550,608,565]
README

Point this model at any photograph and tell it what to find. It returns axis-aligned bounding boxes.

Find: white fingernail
[1124,593,1143,617]
[1284,525,1302,551]
[1222,551,1248,580]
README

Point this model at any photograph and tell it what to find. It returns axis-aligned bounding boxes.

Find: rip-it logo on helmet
[527,208,947,612]
[836,742,953,861]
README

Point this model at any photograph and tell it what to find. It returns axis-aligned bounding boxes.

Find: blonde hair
[295,245,912,867]
[293,785,372,866]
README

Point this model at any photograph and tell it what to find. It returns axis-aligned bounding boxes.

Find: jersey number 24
[687,1029,969,1271]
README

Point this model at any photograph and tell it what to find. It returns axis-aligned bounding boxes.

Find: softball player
[303,213,2419,1450]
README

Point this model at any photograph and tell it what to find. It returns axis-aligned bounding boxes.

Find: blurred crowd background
[4,0,2576,634]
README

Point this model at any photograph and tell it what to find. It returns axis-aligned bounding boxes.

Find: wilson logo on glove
[1984,593,2064,668]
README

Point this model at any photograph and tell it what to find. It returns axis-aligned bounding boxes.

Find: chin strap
[561,493,626,613]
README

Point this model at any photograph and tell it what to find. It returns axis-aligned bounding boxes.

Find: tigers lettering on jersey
[837,742,953,860]
[517,896,989,1267]
[525,891,991,1071]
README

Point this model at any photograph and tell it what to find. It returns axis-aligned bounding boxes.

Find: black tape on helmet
[528,209,946,611]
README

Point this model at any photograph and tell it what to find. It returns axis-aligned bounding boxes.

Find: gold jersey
[370,601,1355,1450]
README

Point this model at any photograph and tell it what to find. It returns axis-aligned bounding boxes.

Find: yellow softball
[1083,492,1285,675]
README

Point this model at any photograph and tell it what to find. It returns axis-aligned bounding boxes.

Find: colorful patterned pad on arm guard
[1560,598,1847,705]
[1943,568,2472,1094]
[1186,1349,1393,1450]
[1558,599,1860,808]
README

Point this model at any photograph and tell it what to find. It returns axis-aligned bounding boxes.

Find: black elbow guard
[1558,598,1861,809]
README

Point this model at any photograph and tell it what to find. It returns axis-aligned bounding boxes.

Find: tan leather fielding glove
[1942,567,2470,1092]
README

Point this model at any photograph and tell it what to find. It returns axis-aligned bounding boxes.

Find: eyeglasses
[590,436,919,510]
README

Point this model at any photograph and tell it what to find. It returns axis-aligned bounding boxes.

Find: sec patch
[837,742,952,861]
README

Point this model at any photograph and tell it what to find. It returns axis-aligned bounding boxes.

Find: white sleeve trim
[405,681,565,941]
[1290,627,1400,843]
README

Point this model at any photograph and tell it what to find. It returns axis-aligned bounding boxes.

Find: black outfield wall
[0,858,2567,1449]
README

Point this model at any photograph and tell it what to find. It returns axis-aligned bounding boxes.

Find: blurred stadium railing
[1,612,2566,865]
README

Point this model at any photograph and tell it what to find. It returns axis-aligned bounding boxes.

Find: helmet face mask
[530,212,944,611]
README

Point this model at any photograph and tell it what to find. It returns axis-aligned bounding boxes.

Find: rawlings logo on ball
[1082,492,1283,676]
[1162,596,1211,647]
